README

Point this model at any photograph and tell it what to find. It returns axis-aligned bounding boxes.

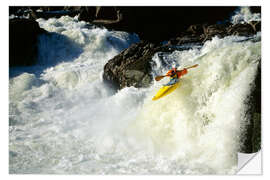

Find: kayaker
[152,64,198,100]
[165,67,188,86]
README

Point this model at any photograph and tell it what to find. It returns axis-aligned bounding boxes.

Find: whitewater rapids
[9,14,260,174]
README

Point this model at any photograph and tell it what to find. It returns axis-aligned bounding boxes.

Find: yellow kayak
[152,81,181,101]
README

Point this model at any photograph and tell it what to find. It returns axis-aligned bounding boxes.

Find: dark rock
[249,21,261,33]
[78,7,96,22]
[103,41,175,89]
[202,24,229,41]
[36,6,65,12]
[168,23,229,45]
[168,19,260,45]
[10,6,261,43]
[95,7,118,20]
[9,18,47,67]
[252,113,261,152]
[176,35,203,45]
[10,6,80,20]
[186,24,205,35]
[167,35,203,46]
[63,6,82,11]
[250,6,261,14]
[80,6,237,43]
[240,61,261,153]
[29,9,79,20]
[227,23,255,36]
[78,6,123,25]
[9,7,29,16]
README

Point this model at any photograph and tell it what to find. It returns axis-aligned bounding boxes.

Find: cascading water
[9,9,260,174]
[231,7,261,24]
[131,35,260,174]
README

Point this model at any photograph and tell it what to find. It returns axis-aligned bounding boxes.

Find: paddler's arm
[176,68,188,77]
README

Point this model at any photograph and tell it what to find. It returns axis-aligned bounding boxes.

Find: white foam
[133,35,260,173]
[231,7,261,24]
[9,15,261,174]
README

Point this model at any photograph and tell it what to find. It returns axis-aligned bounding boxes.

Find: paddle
[154,64,199,81]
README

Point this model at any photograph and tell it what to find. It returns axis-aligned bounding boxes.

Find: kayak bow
[152,81,180,101]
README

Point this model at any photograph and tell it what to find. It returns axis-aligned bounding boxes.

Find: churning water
[9,10,260,174]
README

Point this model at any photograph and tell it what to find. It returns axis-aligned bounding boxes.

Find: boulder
[103,41,153,89]
[9,18,47,67]
[227,23,255,36]
[202,24,229,41]
[103,41,176,89]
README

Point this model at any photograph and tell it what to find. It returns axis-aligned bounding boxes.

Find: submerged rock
[9,18,47,67]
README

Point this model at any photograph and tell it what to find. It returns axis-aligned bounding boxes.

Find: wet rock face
[203,24,229,40]
[168,22,260,46]
[9,18,47,67]
[103,41,156,89]
[240,63,261,153]
[227,23,257,36]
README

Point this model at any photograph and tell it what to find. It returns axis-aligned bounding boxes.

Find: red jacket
[166,68,188,78]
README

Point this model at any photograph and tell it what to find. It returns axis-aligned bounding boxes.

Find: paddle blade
[186,64,199,69]
[155,75,165,81]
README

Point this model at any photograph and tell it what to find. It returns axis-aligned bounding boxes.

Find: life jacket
[176,68,188,78]
[166,68,188,79]
[166,68,177,77]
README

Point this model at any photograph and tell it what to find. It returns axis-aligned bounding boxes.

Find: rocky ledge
[103,21,261,90]
[9,18,47,67]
